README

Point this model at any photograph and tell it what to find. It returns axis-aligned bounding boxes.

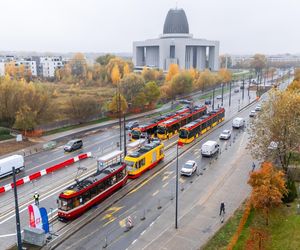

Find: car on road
[216,95,222,99]
[201,140,219,157]
[232,117,245,128]
[179,99,193,105]
[240,85,244,89]
[249,110,256,117]
[0,155,25,177]
[204,99,211,105]
[234,88,239,93]
[125,120,139,130]
[255,105,262,111]
[219,129,231,140]
[64,139,83,152]
[180,160,197,176]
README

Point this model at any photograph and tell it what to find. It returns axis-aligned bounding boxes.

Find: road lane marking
[103,217,116,227]
[152,190,159,196]
[132,239,137,244]
[162,175,169,181]
[162,182,168,188]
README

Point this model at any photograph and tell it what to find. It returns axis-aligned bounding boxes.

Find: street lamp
[175,141,183,229]
[221,83,224,106]
[229,81,232,107]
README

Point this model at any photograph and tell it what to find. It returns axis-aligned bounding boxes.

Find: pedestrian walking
[34,192,40,206]
[252,162,256,172]
[219,202,225,216]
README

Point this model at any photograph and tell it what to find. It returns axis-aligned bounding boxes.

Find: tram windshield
[58,198,72,211]
[179,129,188,138]
[157,126,166,134]
[131,130,141,138]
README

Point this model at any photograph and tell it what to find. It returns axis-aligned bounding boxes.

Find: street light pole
[221,83,224,106]
[212,87,215,110]
[229,81,232,107]
[123,113,127,156]
[13,167,22,250]
[175,142,180,229]
[118,85,122,151]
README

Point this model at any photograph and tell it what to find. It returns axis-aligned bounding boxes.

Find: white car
[219,129,231,140]
[216,95,222,99]
[249,110,256,117]
[255,105,262,111]
[180,160,197,176]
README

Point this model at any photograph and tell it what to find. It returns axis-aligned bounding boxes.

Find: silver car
[180,160,197,176]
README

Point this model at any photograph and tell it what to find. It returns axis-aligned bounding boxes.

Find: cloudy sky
[0,0,299,55]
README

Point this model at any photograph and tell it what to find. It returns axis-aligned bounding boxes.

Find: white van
[201,141,219,157]
[0,155,25,178]
[232,117,245,129]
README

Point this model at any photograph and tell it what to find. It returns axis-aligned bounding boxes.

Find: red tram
[57,150,127,220]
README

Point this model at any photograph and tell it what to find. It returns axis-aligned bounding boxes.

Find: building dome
[163,8,189,34]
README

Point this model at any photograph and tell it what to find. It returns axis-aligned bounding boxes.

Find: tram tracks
[46,100,258,249]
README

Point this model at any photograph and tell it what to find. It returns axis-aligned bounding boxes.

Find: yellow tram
[124,141,164,179]
[178,108,225,144]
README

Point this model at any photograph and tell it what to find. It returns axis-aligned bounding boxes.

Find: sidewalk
[129,138,252,250]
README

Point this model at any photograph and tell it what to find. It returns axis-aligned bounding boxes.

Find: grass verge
[202,203,246,250]
[43,117,111,136]
[0,134,14,141]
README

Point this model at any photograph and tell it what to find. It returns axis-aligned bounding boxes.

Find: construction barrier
[0,152,92,194]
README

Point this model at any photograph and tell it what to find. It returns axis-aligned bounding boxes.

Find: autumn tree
[194,69,215,91]
[66,96,101,122]
[247,89,300,174]
[123,63,131,76]
[219,55,232,68]
[169,71,193,97]
[13,105,37,132]
[166,64,180,81]
[120,73,145,105]
[96,54,116,66]
[248,162,287,225]
[141,67,156,82]
[218,68,232,83]
[251,54,267,76]
[69,53,87,79]
[111,64,121,85]
[108,94,128,113]
[106,57,129,83]
[144,81,160,106]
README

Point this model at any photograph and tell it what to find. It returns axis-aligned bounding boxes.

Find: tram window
[97,182,105,193]
[111,175,117,184]
[59,199,70,211]
[137,158,145,168]
[73,197,80,208]
[90,186,97,198]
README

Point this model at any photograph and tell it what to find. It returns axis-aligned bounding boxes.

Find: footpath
[129,137,252,250]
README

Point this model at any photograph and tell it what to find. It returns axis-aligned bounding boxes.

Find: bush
[0,127,10,135]
[282,179,298,203]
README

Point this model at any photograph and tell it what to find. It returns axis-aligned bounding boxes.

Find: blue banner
[39,207,49,233]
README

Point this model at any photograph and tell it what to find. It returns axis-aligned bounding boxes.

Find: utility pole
[118,86,122,151]
[248,76,251,99]
[123,113,127,156]
[175,142,180,229]
[13,167,22,250]
[229,81,232,107]
[221,83,224,106]
[242,78,245,100]
[212,87,215,110]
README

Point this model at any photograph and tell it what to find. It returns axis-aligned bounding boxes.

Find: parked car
[125,120,139,130]
[216,95,222,99]
[201,141,219,157]
[234,88,239,93]
[255,105,262,111]
[219,129,231,140]
[249,110,256,117]
[179,99,192,105]
[64,139,83,152]
[0,155,25,178]
[204,99,211,105]
[180,160,197,176]
[232,117,245,128]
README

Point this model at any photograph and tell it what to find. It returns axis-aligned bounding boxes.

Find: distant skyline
[0,0,299,55]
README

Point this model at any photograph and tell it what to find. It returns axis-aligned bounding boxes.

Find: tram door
[152,151,157,163]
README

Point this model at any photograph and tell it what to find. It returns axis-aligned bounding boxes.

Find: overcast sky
[0,0,299,55]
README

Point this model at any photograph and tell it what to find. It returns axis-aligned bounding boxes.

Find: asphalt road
[0,74,291,249]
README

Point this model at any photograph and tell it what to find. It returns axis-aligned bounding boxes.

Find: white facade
[133,8,219,71]
[40,57,64,78]
[15,60,37,76]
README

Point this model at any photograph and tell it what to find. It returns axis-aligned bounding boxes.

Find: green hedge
[0,127,10,135]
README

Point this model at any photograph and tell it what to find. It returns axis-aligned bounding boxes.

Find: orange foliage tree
[165,63,179,81]
[248,162,287,225]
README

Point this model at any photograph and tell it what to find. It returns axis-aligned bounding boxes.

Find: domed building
[133,8,219,71]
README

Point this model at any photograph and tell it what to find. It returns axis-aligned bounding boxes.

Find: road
[0,74,290,249]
